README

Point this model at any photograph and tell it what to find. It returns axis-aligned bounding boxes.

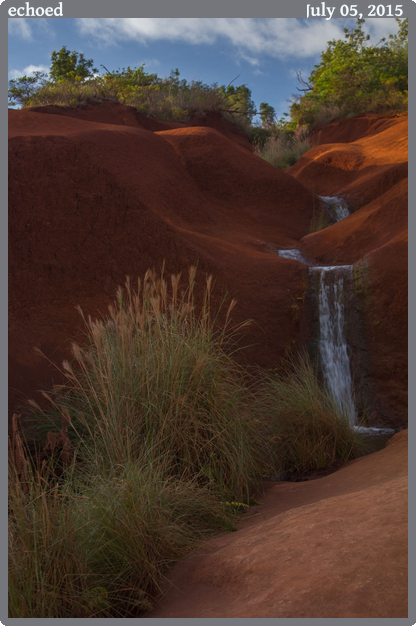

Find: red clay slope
[9,103,314,417]
[145,429,408,618]
[29,100,255,152]
[287,114,408,428]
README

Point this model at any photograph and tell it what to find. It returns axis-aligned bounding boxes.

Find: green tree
[8,71,48,107]
[219,84,257,121]
[290,18,408,128]
[259,102,276,129]
[49,46,98,81]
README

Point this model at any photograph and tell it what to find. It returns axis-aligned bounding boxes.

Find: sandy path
[145,430,408,618]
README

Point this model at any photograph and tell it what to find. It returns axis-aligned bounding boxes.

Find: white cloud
[8,16,55,40]
[75,18,348,59]
[8,18,33,40]
[76,18,403,60]
[8,65,50,80]
[363,17,401,43]
[142,58,161,68]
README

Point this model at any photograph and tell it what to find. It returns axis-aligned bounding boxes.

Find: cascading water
[319,195,350,223]
[277,249,311,264]
[277,195,395,436]
[309,265,356,425]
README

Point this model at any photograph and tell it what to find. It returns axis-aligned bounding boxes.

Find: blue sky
[8,17,401,120]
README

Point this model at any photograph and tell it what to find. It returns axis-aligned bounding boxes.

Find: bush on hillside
[8,52,258,132]
[255,128,310,169]
[290,18,408,129]
[10,267,266,617]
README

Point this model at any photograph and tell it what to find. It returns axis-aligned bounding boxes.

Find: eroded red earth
[145,429,408,619]
[8,103,408,617]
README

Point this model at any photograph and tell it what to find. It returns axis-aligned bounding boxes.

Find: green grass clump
[254,353,368,474]
[8,456,90,618]
[8,446,234,618]
[10,266,261,617]
[29,267,258,501]
[9,268,372,617]
[255,131,310,169]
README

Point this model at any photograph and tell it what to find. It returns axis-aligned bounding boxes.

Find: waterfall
[277,249,311,264]
[319,195,350,222]
[309,265,356,425]
[276,196,395,435]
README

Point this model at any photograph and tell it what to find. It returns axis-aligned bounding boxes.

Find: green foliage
[290,18,408,128]
[50,46,98,81]
[255,128,310,169]
[9,48,258,132]
[27,268,260,502]
[10,268,260,617]
[8,445,233,617]
[259,102,276,129]
[218,83,257,123]
[8,71,48,107]
[254,353,368,474]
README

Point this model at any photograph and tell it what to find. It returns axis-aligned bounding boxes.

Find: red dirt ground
[145,429,408,618]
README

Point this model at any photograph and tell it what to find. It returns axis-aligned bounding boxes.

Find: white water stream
[277,196,394,434]
[319,195,350,222]
[310,265,356,425]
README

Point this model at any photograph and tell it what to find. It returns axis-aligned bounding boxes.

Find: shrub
[255,132,310,169]
[28,267,259,502]
[78,455,234,617]
[290,18,408,130]
[254,353,368,474]
[10,60,257,132]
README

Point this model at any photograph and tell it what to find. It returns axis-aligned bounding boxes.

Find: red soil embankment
[145,429,408,618]
[9,102,314,417]
[28,100,255,152]
[287,114,408,427]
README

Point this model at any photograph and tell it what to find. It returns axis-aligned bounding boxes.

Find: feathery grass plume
[27,267,257,501]
[254,352,368,474]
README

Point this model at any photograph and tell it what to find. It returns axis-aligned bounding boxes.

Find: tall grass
[8,441,234,618]
[29,267,258,500]
[10,267,263,617]
[255,131,311,169]
[254,353,368,474]
[9,269,371,616]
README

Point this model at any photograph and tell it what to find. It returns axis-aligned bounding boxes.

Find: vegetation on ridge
[8,18,407,170]
[289,17,408,129]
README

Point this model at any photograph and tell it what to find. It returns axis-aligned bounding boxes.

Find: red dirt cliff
[9,102,313,417]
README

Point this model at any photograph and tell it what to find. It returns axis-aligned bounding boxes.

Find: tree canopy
[49,46,98,81]
[290,18,408,128]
